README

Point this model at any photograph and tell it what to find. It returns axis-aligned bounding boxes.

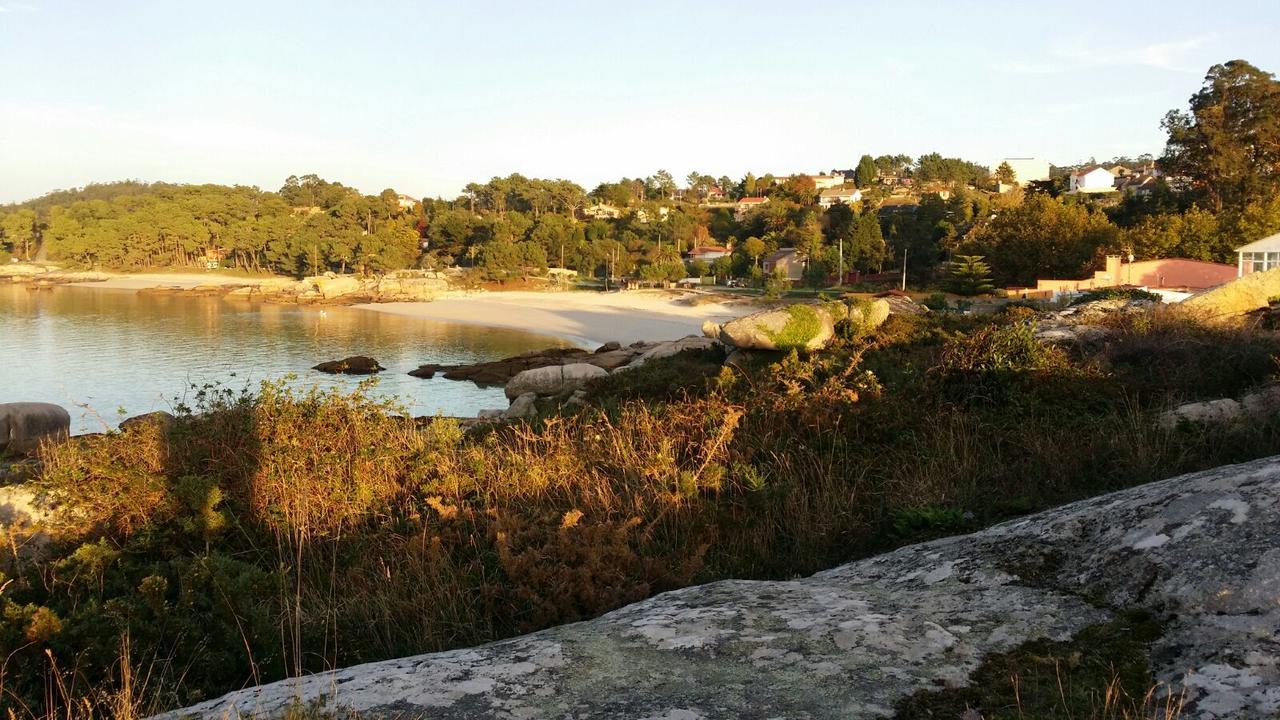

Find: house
[1116,174,1160,198]
[763,247,806,281]
[705,186,726,201]
[735,196,770,220]
[581,204,622,220]
[633,206,671,223]
[818,185,863,208]
[687,245,731,263]
[396,194,419,210]
[1010,255,1236,300]
[877,196,919,217]
[1068,166,1117,193]
[809,174,846,191]
[1236,232,1280,276]
[991,158,1051,185]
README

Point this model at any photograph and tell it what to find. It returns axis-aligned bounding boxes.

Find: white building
[991,158,1051,185]
[396,194,419,210]
[818,186,863,208]
[1069,166,1117,193]
[1236,232,1280,276]
[809,174,847,190]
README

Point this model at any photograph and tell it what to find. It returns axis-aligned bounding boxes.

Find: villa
[1236,232,1280,276]
[763,247,806,281]
[818,186,863,208]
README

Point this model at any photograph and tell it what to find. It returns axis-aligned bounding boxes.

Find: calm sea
[0,285,569,432]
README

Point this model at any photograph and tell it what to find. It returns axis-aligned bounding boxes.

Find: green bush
[1070,287,1161,305]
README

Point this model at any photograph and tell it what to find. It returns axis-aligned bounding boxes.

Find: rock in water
[154,455,1280,719]
[312,356,384,375]
[0,402,70,454]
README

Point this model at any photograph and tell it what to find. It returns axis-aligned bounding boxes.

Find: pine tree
[947,255,995,295]
[995,161,1017,186]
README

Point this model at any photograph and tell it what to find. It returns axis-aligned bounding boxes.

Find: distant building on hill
[809,174,847,191]
[818,186,863,208]
[580,204,622,220]
[396,194,419,210]
[735,196,770,220]
[1068,166,1118,193]
[763,247,806,281]
[687,245,731,263]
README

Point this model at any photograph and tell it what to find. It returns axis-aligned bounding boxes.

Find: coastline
[354,291,757,348]
[4,266,760,346]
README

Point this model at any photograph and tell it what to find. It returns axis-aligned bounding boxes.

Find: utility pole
[901,249,908,292]
[837,239,844,288]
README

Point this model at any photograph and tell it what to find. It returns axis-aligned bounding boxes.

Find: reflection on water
[0,285,569,432]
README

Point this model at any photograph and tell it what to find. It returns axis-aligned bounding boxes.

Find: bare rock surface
[0,402,71,454]
[311,356,384,375]
[1183,267,1280,317]
[155,456,1280,720]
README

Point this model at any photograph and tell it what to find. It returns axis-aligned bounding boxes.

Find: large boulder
[504,363,608,400]
[1181,268,1280,318]
[312,356,385,375]
[617,335,721,371]
[0,402,70,455]
[309,274,364,300]
[714,300,889,351]
[155,455,1280,720]
[714,303,840,351]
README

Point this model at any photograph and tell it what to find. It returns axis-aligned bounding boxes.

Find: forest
[3,60,1280,291]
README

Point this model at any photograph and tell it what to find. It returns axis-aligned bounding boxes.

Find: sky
[2,1,1279,204]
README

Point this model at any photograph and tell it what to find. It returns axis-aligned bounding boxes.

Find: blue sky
[2,1,1278,203]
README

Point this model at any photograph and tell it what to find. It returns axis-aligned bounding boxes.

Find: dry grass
[4,308,1278,717]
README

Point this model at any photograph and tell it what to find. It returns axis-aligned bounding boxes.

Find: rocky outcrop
[708,300,890,351]
[1034,296,1158,345]
[0,264,112,285]
[0,402,70,455]
[312,356,384,375]
[1159,385,1280,429]
[155,455,1280,720]
[503,363,608,400]
[410,339,717,387]
[1182,267,1280,318]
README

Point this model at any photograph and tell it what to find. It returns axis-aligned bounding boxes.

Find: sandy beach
[3,264,761,346]
[64,271,271,290]
[356,290,759,347]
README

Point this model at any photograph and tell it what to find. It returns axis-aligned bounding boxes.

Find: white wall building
[1069,166,1117,193]
[818,186,863,208]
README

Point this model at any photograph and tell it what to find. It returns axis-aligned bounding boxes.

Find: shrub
[1070,287,1161,306]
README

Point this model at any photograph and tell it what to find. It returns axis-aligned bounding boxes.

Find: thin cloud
[0,3,38,12]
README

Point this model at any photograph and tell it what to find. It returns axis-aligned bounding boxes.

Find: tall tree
[855,155,878,188]
[1160,60,1280,213]
[994,162,1017,186]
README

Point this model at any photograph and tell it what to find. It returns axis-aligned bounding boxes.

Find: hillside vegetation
[4,304,1280,717]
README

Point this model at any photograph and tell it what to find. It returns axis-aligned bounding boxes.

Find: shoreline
[3,266,761,346]
[355,291,757,348]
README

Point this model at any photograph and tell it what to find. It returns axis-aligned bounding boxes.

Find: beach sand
[66,272,269,290]
[356,290,758,347]
[48,266,759,346]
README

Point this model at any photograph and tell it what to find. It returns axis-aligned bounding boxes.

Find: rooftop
[1236,232,1280,253]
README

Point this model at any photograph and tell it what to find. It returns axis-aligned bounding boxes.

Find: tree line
[3,60,1279,290]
